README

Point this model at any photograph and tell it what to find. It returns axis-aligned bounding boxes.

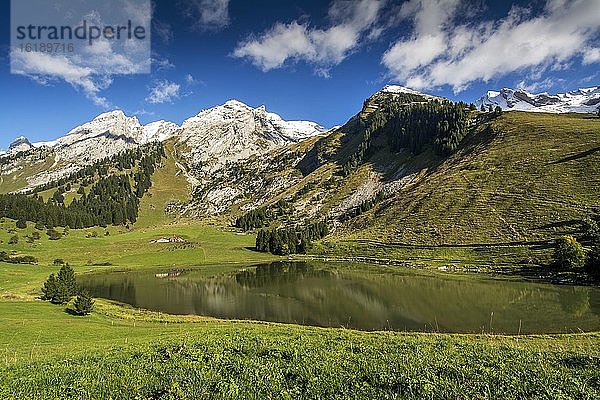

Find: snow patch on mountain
[140,121,180,143]
[476,87,600,113]
[381,85,443,100]
[179,100,326,176]
[7,136,33,154]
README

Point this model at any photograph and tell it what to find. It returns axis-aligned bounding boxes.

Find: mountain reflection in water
[79,261,600,333]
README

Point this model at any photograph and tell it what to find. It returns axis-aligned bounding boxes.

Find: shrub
[16,219,27,229]
[47,228,61,240]
[72,291,94,316]
[8,235,18,245]
[53,258,65,266]
[10,255,37,264]
[0,251,37,264]
[553,235,585,269]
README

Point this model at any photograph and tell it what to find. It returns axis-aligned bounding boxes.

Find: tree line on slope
[0,143,165,228]
[25,142,166,195]
[235,200,294,231]
[342,99,473,176]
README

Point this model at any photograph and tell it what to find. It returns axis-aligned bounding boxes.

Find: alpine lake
[79,261,600,334]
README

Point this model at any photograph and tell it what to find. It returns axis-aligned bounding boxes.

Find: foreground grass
[1,300,599,399]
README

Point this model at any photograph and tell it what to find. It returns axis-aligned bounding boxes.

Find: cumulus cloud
[11,0,151,107]
[146,80,181,104]
[382,0,600,92]
[233,0,384,74]
[11,51,112,107]
[583,47,600,64]
[183,0,230,31]
[516,77,564,93]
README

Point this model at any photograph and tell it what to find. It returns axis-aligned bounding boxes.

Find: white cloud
[516,77,564,93]
[583,47,600,64]
[184,0,230,31]
[185,74,198,85]
[145,80,181,104]
[11,51,111,107]
[10,0,151,107]
[152,56,176,71]
[382,0,600,92]
[233,0,384,74]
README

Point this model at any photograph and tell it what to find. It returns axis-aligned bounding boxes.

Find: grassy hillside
[334,112,600,245]
[135,139,191,228]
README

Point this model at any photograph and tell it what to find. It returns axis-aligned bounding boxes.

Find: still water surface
[79,261,600,333]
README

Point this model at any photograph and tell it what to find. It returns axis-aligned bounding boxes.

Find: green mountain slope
[334,112,600,245]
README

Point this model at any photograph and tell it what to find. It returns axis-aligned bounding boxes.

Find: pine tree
[72,291,94,315]
[57,264,78,297]
[41,274,58,301]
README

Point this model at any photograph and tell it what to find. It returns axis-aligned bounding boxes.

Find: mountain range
[1,85,599,246]
[476,86,600,113]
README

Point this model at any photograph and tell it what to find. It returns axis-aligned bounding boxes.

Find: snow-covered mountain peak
[8,136,33,154]
[140,120,180,144]
[382,85,426,96]
[223,99,252,109]
[179,100,325,175]
[477,86,600,113]
[93,109,127,120]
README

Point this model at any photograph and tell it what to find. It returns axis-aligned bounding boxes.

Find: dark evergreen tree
[72,291,94,315]
[41,274,58,301]
[41,264,78,304]
[56,264,78,297]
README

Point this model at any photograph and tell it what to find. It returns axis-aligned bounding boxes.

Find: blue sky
[1,0,599,149]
